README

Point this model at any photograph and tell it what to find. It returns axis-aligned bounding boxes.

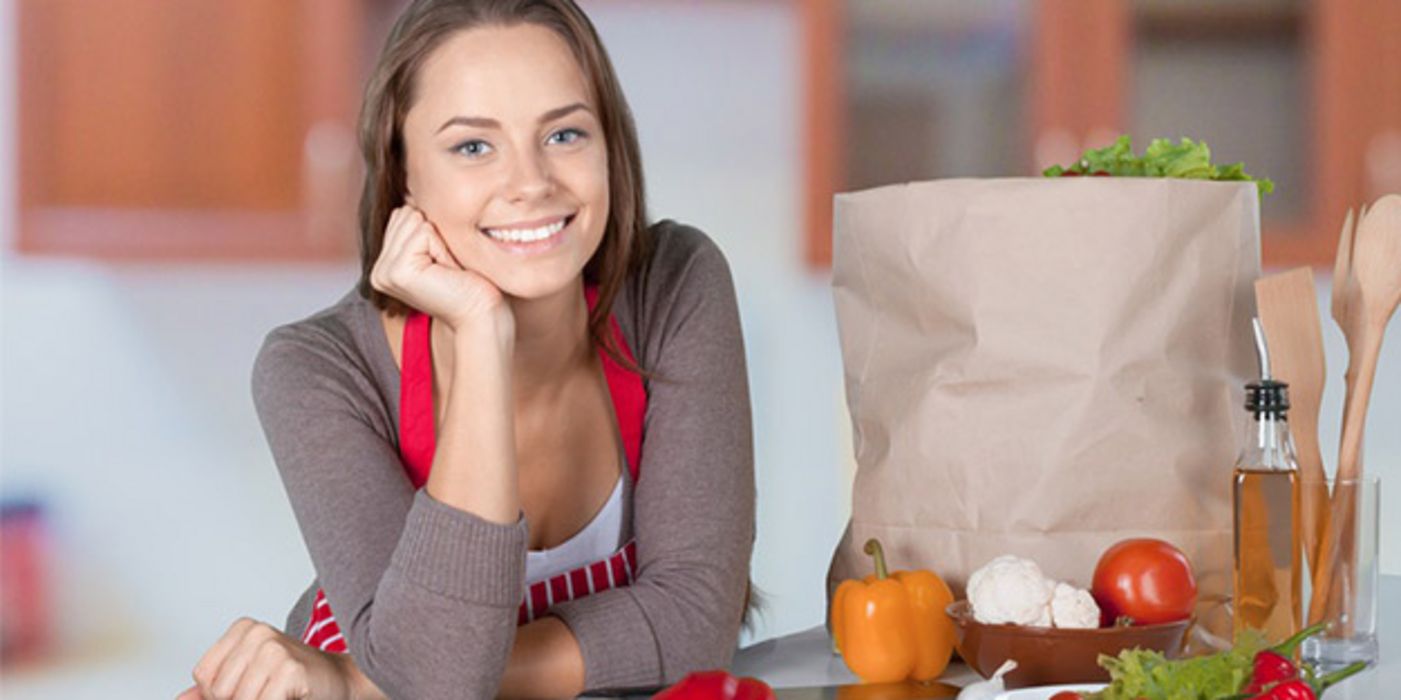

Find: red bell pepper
[654,670,776,700]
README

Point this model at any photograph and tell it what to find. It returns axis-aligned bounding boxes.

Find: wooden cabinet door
[18,0,362,260]
[1030,0,1401,269]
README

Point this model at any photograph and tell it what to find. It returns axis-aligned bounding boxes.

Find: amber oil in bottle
[1232,321,1302,642]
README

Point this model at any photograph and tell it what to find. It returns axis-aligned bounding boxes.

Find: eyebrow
[435,102,591,134]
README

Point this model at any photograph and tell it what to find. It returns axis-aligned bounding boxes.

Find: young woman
[178,1,755,698]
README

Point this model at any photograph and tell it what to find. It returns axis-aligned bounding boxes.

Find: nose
[503,145,555,203]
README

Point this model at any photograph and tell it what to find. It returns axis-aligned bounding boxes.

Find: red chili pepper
[654,670,776,700]
[1246,660,1368,699]
[1244,622,1325,693]
[1246,651,1300,694]
[1252,679,1315,699]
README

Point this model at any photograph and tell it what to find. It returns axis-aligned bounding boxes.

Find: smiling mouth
[481,214,576,244]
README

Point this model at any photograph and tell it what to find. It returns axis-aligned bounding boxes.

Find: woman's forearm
[498,616,587,698]
[343,616,586,700]
[353,313,586,697]
[424,320,519,525]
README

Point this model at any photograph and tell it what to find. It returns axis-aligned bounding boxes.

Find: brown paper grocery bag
[827,178,1260,642]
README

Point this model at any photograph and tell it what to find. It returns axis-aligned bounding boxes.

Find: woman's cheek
[432,189,490,243]
[444,224,489,268]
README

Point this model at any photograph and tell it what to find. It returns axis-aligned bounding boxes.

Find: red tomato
[1091,538,1198,626]
[1048,693,1083,700]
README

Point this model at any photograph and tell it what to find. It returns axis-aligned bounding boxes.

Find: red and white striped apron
[303,287,646,653]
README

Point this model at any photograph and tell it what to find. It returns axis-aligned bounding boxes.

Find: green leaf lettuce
[1043,135,1274,195]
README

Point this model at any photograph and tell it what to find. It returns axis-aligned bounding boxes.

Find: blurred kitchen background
[3,0,1400,695]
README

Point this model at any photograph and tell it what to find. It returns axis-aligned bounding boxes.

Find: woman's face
[401,24,610,300]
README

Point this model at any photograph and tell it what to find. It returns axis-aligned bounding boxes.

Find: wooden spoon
[1254,268,1329,577]
[1309,195,1401,628]
[1305,208,1356,628]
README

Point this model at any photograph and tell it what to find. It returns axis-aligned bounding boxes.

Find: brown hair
[356,0,651,371]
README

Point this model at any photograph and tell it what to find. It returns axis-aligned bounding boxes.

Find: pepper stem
[1273,622,1328,657]
[863,538,890,580]
[1318,660,1369,690]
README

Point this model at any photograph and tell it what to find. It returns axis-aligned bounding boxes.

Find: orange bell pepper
[831,538,955,683]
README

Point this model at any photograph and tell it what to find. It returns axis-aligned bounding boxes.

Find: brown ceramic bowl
[946,600,1190,689]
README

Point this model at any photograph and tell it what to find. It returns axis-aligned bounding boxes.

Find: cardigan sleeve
[550,226,757,690]
[253,323,528,700]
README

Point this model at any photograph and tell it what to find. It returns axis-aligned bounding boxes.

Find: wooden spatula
[1309,194,1401,628]
[1331,207,1365,438]
[1254,268,1330,577]
[1335,195,1401,482]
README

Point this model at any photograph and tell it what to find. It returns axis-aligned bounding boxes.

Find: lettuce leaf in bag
[1043,135,1274,195]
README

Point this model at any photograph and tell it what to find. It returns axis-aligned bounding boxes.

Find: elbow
[345,608,517,700]
[645,577,747,683]
[660,620,741,684]
[354,645,508,700]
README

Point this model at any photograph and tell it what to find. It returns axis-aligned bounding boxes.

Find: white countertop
[730,576,1399,698]
[7,582,1391,698]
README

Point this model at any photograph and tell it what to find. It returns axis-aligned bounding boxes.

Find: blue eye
[453,139,493,158]
[548,128,586,145]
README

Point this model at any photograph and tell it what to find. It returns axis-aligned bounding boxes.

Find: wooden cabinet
[816,0,1401,269]
[1030,0,1401,268]
[17,0,363,260]
[26,1,1388,267]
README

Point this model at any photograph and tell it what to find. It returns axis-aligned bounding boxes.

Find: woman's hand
[370,203,513,339]
[176,618,362,700]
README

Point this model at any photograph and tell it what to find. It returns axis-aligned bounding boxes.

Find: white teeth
[484,218,566,243]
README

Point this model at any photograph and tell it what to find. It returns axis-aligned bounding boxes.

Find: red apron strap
[399,287,644,486]
[585,286,646,483]
[398,311,435,489]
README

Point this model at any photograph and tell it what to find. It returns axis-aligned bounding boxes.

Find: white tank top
[524,475,625,584]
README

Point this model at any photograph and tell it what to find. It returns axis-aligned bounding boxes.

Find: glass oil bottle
[1233,319,1302,641]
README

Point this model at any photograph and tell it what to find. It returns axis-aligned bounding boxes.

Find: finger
[231,642,286,700]
[233,674,271,700]
[371,207,403,278]
[258,662,309,700]
[209,623,276,699]
[425,226,461,270]
[388,208,433,272]
[373,207,416,289]
[425,219,466,270]
[176,685,203,700]
[399,214,441,270]
[193,618,256,697]
[380,206,414,263]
